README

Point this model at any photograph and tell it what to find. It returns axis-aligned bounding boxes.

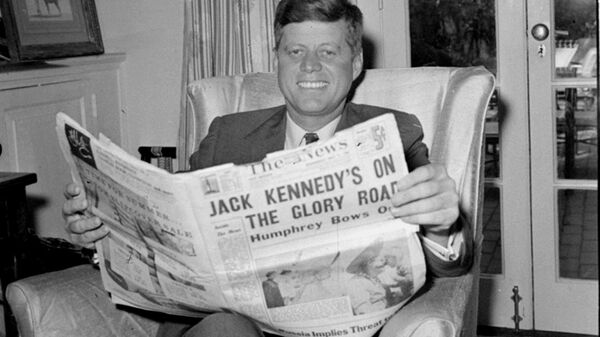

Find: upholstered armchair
[6,66,494,337]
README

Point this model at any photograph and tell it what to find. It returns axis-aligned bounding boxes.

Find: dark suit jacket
[189,102,473,277]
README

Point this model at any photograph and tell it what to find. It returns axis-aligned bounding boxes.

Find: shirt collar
[284,113,342,149]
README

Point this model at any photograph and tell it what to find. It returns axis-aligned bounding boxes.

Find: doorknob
[531,23,549,41]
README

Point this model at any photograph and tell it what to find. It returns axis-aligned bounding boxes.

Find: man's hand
[62,183,108,249]
[390,164,459,246]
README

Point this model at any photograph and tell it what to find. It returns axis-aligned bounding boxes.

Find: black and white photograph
[0,0,596,337]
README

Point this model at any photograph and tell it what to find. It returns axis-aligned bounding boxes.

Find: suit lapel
[245,106,287,162]
[336,103,362,132]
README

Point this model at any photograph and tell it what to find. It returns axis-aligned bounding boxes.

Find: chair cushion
[409,319,456,337]
[379,273,475,337]
[7,265,160,337]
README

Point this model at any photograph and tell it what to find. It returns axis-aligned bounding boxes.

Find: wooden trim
[478,325,598,337]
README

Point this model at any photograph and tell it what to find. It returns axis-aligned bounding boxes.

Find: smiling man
[62,0,473,336]
[275,18,362,131]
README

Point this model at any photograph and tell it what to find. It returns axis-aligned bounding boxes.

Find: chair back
[185,67,495,238]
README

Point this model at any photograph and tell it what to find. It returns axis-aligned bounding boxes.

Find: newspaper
[56,112,426,337]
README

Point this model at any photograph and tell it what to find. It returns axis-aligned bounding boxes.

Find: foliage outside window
[409,0,497,75]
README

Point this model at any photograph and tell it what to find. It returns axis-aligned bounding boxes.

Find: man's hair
[274,0,363,57]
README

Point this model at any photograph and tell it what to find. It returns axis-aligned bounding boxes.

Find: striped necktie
[304,132,319,145]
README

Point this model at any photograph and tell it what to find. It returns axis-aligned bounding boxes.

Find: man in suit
[63,0,472,335]
[262,271,285,308]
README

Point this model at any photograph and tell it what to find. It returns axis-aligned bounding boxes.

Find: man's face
[366,255,386,276]
[275,20,363,127]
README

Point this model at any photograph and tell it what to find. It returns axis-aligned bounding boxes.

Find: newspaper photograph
[56,111,426,337]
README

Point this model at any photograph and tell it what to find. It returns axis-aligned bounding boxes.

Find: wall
[95,0,184,154]
[92,1,407,156]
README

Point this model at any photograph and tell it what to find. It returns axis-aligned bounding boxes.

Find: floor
[477,326,598,337]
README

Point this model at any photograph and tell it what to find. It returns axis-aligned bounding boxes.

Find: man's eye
[320,50,337,58]
[288,49,303,56]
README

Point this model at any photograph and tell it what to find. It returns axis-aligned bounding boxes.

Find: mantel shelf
[0,53,126,90]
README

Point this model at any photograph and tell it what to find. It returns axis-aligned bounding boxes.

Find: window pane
[558,189,598,280]
[409,0,497,75]
[481,186,502,274]
[555,87,598,180]
[485,90,500,178]
[554,0,598,79]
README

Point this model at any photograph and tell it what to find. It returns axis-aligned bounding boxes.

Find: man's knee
[183,313,264,337]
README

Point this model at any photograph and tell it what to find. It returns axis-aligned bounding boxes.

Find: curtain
[177,0,280,170]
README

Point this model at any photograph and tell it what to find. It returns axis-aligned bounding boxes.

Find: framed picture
[0,0,103,62]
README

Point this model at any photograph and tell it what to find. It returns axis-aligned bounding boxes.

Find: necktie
[304,132,319,145]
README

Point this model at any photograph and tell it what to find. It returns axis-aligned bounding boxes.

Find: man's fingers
[67,216,102,234]
[393,181,440,206]
[395,164,442,191]
[392,177,455,206]
[62,182,106,248]
[65,215,109,247]
[62,183,87,217]
[390,192,455,217]
[67,219,108,247]
[64,183,82,199]
[69,226,108,248]
[62,197,88,217]
[394,208,458,230]
[390,186,459,227]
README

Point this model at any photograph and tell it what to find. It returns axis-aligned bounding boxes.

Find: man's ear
[352,51,363,80]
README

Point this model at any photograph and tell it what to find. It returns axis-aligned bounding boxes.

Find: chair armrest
[7,265,160,337]
[380,273,477,337]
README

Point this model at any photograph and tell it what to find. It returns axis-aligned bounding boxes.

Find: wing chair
[6,66,495,337]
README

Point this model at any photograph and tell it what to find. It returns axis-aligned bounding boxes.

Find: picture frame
[0,0,103,62]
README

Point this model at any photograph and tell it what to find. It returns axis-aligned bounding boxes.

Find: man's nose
[300,52,322,72]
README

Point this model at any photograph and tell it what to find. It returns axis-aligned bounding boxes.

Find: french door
[527,0,598,334]
[474,1,535,331]
[403,0,538,331]
[357,0,598,334]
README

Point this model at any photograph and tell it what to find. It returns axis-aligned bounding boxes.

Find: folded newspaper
[56,112,426,337]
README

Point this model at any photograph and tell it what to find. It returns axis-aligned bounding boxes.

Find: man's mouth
[297,81,328,89]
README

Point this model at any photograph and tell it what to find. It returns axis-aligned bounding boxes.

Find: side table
[0,172,37,337]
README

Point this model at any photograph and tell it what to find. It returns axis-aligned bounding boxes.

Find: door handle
[531,23,550,57]
[531,23,549,41]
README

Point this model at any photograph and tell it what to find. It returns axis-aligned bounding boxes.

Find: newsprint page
[56,112,426,337]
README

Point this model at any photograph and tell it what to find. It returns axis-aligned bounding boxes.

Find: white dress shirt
[283,112,461,261]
